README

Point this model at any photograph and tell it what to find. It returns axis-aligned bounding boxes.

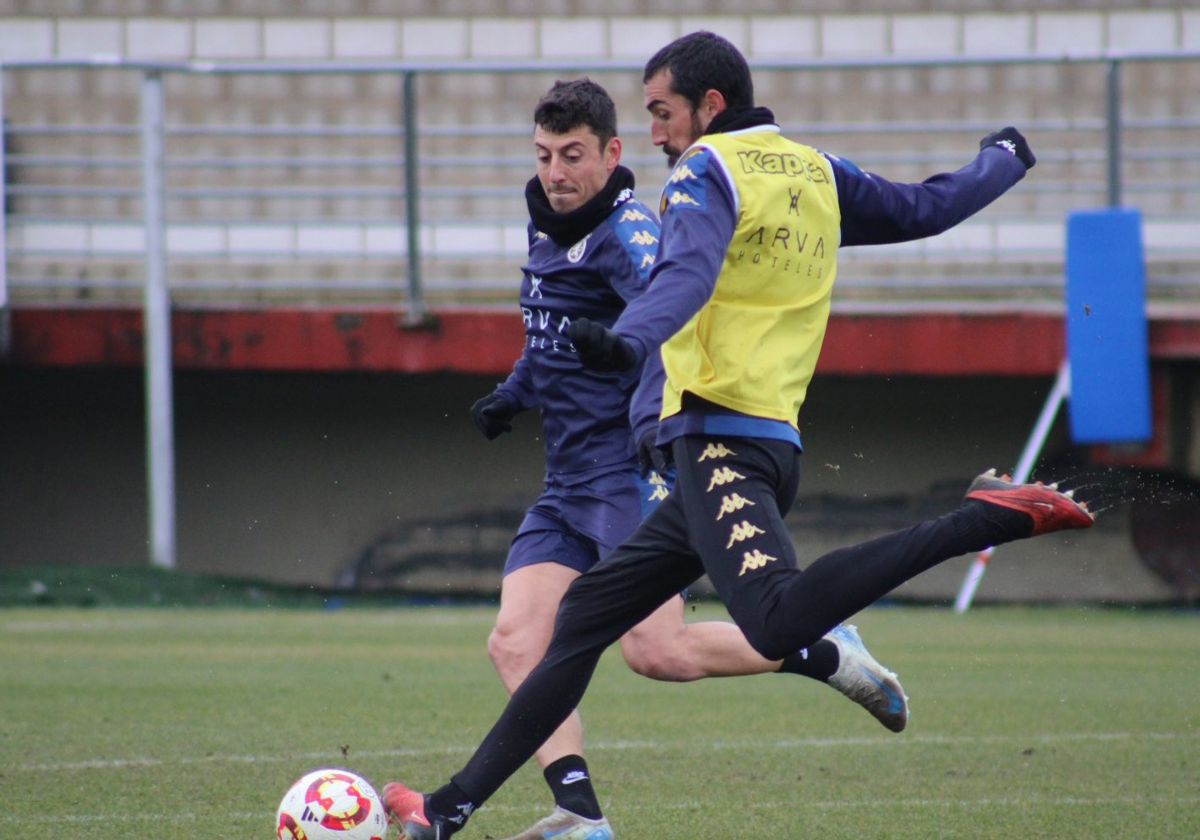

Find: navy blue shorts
[504,467,675,576]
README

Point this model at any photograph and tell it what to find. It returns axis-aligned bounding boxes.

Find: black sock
[778,638,839,682]
[427,781,477,835]
[544,755,602,820]
[962,498,1034,544]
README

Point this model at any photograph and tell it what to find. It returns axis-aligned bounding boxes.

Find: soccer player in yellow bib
[382,32,1095,840]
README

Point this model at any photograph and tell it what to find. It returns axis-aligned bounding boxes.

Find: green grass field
[3,603,1198,839]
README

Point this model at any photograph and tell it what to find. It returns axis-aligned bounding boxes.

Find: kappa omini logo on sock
[738,548,777,576]
[725,520,766,549]
[446,802,475,825]
[716,492,755,520]
[707,466,745,491]
[698,442,737,461]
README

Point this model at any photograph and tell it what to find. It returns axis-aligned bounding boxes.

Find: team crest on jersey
[567,236,589,263]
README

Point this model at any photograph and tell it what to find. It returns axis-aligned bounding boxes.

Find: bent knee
[487,624,545,679]
[620,630,695,682]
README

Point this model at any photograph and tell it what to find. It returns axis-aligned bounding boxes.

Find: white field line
[19,794,1200,826]
[15,730,1198,774]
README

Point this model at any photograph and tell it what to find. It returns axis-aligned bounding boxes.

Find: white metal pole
[953,360,1071,613]
[1,68,10,357]
[141,70,177,570]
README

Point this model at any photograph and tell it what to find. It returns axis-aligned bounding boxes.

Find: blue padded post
[1065,208,1151,443]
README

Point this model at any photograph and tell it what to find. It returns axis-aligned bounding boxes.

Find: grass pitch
[3,603,1198,839]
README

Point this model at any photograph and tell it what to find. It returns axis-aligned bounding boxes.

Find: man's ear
[605,136,622,173]
[701,88,727,121]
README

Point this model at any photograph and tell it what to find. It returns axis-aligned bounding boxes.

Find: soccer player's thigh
[560,489,704,644]
[491,529,584,689]
[673,436,800,641]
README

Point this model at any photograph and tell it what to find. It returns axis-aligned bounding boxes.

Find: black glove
[637,430,672,477]
[980,126,1035,170]
[566,318,638,372]
[469,392,517,440]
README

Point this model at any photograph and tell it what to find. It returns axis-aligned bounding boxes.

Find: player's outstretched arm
[832,126,1034,248]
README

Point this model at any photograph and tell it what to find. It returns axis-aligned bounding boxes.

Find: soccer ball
[276,768,389,840]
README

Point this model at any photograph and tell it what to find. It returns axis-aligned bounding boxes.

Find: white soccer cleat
[825,623,910,733]
[497,806,614,840]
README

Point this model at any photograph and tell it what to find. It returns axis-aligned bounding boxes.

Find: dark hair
[643,31,754,111]
[533,78,618,147]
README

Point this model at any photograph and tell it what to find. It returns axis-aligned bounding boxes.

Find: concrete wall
[0,365,1180,603]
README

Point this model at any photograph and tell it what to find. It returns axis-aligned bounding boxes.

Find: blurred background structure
[2,2,1199,603]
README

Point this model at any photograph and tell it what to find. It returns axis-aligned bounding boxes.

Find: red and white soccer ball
[276,768,388,840]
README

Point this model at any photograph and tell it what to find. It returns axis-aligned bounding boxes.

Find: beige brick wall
[3,6,1197,307]
[1,7,1196,62]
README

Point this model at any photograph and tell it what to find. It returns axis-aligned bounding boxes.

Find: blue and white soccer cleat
[825,623,910,733]
[497,806,614,840]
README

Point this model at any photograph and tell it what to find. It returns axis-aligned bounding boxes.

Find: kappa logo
[996,139,1017,156]
[640,253,656,269]
[736,150,830,183]
[716,492,756,520]
[698,442,736,461]
[669,164,699,183]
[629,230,659,246]
[667,191,701,207]
[619,207,651,223]
[613,187,633,206]
[726,520,766,549]
[707,466,746,491]
[646,485,670,503]
[738,548,777,576]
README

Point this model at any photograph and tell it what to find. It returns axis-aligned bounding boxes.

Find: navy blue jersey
[495,192,661,483]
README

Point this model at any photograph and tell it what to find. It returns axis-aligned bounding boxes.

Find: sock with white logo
[778,638,838,682]
[545,754,603,820]
[427,781,477,835]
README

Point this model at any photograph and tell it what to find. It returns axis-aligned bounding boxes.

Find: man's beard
[663,111,704,169]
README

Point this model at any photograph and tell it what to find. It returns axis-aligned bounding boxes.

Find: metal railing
[3,52,1200,321]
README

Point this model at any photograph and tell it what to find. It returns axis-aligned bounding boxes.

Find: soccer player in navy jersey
[383,42,1094,839]
[462,78,906,840]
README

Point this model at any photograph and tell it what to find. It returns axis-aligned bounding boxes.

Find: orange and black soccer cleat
[383,782,449,840]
